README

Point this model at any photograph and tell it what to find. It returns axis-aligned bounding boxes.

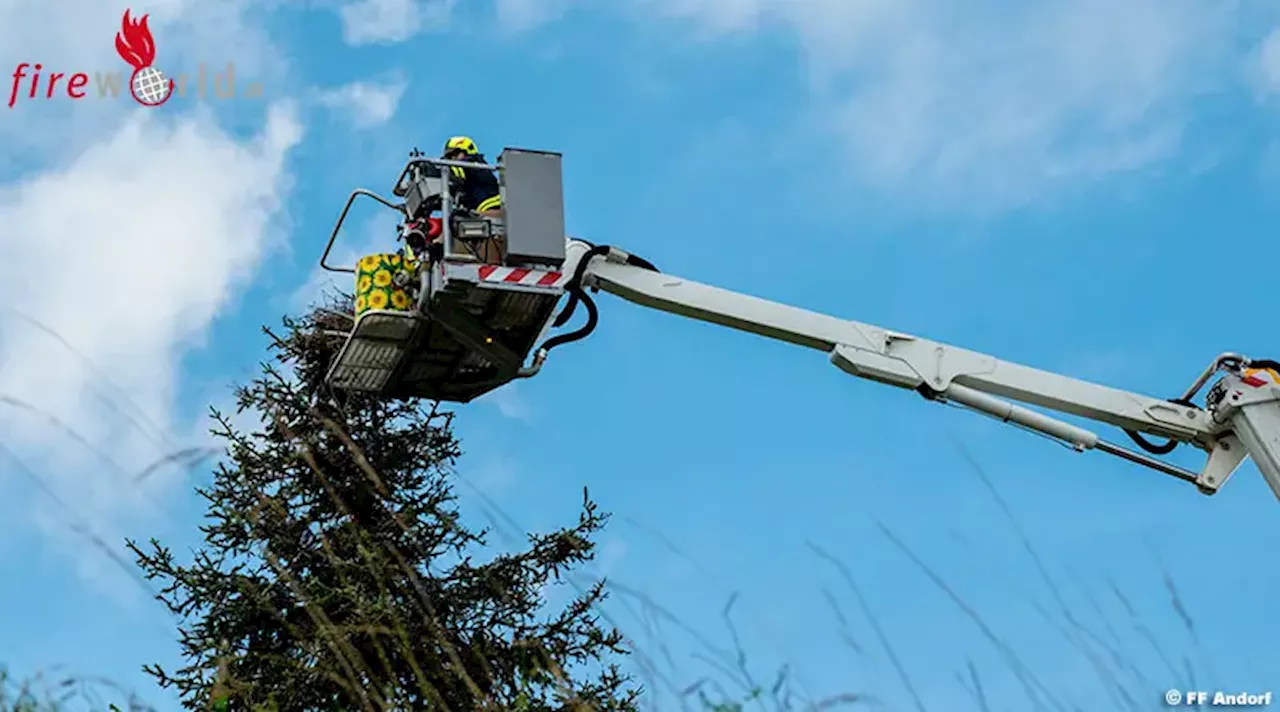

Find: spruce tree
[129,304,637,711]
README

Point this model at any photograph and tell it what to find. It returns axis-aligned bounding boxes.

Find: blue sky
[1,0,1278,709]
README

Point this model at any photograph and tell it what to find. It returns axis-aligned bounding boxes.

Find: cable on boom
[1124,415,1187,455]
[552,245,658,328]
[1121,356,1280,455]
[535,284,599,354]
[530,244,659,363]
[551,245,608,328]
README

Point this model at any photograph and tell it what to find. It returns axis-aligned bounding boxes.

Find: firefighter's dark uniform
[449,158,502,213]
[440,136,503,262]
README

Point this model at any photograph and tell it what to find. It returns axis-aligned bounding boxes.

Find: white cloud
[339,0,456,45]
[0,103,301,571]
[334,0,570,43]
[0,0,302,612]
[636,0,1264,210]
[478,382,531,420]
[317,77,407,128]
[0,0,305,601]
[493,0,574,32]
[1258,27,1280,92]
[321,0,1274,206]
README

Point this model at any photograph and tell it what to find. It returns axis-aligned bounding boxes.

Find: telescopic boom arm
[318,148,1278,503]
[546,240,1280,500]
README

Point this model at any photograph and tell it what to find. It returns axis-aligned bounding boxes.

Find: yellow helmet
[444,136,478,155]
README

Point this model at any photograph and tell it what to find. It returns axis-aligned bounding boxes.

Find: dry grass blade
[806,542,926,712]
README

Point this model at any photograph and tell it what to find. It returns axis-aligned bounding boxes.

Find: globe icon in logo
[130,66,171,105]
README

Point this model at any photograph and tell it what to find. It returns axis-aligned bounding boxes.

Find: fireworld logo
[9,8,263,109]
[115,9,174,105]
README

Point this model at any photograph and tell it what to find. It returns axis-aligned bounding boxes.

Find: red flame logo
[113,9,173,107]
[115,10,156,69]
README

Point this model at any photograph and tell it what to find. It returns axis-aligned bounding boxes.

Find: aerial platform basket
[319,148,570,402]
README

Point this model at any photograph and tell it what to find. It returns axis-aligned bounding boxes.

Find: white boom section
[561,240,1280,498]
[569,242,1216,444]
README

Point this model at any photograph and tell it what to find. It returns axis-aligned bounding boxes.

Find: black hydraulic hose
[538,285,599,354]
[534,243,658,361]
[1125,357,1280,454]
[553,245,609,327]
[626,254,658,271]
[1124,428,1180,455]
[553,245,659,327]
[1124,395,1197,455]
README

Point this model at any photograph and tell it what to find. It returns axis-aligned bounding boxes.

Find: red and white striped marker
[477,264,569,287]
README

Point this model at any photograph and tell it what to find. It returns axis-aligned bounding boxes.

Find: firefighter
[442,136,502,217]
[399,136,505,262]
